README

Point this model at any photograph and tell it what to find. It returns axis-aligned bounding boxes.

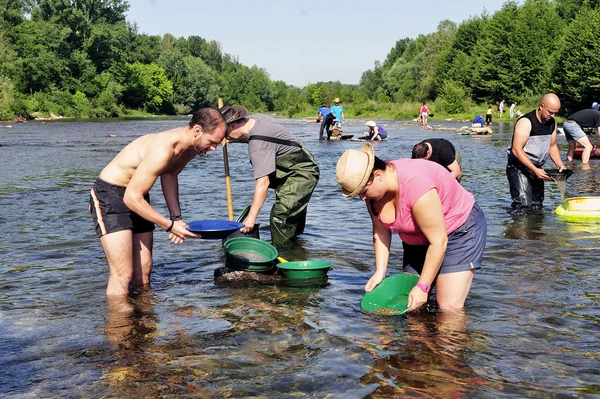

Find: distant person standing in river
[420,102,429,126]
[509,102,516,119]
[506,93,566,212]
[485,105,493,125]
[317,104,334,140]
[89,108,227,298]
[331,98,344,128]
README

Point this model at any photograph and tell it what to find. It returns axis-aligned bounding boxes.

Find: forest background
[1,0,599,122]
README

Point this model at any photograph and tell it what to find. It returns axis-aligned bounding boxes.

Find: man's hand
[534,167,551,181]
[241,215,256,233]
[169,220,201,243]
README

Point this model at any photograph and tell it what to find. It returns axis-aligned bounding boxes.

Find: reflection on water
[0,119,598,397]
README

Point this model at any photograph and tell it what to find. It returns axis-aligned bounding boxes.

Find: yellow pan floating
[556,197,600,219]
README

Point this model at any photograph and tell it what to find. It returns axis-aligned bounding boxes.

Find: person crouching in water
[336,143,487,311]
[362,121,388,141]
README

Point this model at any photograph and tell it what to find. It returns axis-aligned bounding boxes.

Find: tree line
[0,0,599,122]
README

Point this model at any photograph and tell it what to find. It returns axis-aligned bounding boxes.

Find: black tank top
[507,110,555,165]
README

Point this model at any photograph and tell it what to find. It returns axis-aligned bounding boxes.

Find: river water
[0,118,598,398]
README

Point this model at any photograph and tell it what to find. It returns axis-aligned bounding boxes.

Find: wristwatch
[416,282,431,293]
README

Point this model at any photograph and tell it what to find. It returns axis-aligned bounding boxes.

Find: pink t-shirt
[373,159,474,245]
[421,105,428,113]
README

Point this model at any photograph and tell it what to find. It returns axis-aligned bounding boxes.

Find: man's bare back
[99,128,197,189]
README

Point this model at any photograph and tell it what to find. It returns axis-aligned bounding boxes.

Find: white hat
[365,121,376,127]
[336,143,375,197]
[592,102,599,109]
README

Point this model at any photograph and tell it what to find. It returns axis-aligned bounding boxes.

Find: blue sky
[126,0,510,87]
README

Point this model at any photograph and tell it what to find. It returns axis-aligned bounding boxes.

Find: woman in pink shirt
[420,102,429,126]
[336,143,487,311]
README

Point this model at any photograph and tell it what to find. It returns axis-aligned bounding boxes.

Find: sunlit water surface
[0,118,598,398]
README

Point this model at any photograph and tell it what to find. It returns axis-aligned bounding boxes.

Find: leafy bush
[438,80,467,114]
[0,76,15,121]
[71,91,91,117]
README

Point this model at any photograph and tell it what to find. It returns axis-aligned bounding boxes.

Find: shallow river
[0,117,598,398]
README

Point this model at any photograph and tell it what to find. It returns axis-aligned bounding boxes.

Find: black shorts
[89,178,155,238]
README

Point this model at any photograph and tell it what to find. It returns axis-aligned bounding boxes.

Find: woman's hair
[188,108,225,133]
[372,156,387,173]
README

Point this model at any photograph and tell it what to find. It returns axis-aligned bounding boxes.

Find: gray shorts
[563,121,586,141]
[403,202,487,275]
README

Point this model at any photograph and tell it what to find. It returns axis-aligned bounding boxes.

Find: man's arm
[124,145,199,241]
[446,160,462,180]
[511,118,551,180]
[161,173,181,218]
[241,175,270,233]
[548,131,566,171]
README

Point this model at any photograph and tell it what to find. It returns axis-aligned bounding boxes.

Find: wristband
[416,282,431,293]
[170,215,182,221]
[166,220,175,233]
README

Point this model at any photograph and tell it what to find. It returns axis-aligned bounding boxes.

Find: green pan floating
[361,273,420,315]
[276,260,332,280]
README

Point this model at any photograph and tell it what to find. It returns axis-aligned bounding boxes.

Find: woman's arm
[408,189,448,310]
[371,127,380,141]
[365,201,392,292]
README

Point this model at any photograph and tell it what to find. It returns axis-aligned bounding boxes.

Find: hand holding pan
[544,168,574,180]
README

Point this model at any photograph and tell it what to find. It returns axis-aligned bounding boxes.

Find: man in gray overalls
[220,105,320,248]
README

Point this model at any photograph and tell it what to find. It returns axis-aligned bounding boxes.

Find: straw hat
[334,97,341,103]
[365,121,376,127]
[336,143,375,197]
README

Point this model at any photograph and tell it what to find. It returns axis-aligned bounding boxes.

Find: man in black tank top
[506,93,566,211]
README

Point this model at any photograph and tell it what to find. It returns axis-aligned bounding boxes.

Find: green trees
[552,5,600,113]
[123,62,173,113]
[0,0,599,121]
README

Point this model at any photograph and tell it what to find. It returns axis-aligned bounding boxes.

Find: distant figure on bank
[89,108,227,297]
[411,138,462,181]
[498,100,505,119]
[486,105,493,125]
[420,102,429,126]
[221,105,320,248]
[562,108,599,165]
[362,121,388,141]
[331,98,344,128]
[317,105,334,140]
[509,102,516,119]
[472,115,485,127]
[506,93,566,211]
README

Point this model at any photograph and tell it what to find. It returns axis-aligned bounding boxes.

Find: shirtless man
[89,107,226,297]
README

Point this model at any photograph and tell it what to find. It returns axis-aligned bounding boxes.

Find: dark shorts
[402,202,487,275]
[486,114,492,123]
[89,178,155,238]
